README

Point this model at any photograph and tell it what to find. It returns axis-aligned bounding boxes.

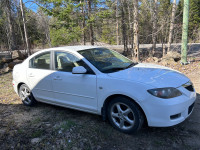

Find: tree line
[0,0,200,60]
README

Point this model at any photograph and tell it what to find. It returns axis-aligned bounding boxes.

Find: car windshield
[78,48,137,73]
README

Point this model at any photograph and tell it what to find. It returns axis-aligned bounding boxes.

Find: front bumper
[12,80,18,95]
[141,86,196,127]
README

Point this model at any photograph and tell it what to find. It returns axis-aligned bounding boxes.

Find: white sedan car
[13,46,196,133]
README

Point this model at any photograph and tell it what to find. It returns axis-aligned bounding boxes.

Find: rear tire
[19,84,37,106]
[107,96,144,134]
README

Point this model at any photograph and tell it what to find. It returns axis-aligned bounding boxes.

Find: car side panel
[26,68,55,101]
[96,74,154,114]
[51,71,97,112]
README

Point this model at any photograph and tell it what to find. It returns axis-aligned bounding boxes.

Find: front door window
[54,51,94,74]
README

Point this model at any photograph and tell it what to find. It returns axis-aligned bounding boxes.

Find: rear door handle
[28,73,34,77]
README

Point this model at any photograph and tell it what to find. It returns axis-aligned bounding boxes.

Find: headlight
[147,88,182,99]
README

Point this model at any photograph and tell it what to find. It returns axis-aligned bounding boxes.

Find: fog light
[170,113,181,120]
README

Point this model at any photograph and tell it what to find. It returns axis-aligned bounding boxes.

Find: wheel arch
[17,82,26,94]
[101,94,147,125]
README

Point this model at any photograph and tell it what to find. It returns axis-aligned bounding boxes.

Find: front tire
[19,84,36,106]
[107,97,144,134]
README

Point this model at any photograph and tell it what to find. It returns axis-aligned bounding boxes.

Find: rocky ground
[0,59,200,150]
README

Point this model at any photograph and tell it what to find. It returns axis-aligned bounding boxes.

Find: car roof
[27,45,106,60]
[46,45,104,52]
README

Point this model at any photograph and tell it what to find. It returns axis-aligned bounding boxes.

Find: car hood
[107,63,189,88]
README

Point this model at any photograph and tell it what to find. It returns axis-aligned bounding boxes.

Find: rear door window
[29,52,51,69]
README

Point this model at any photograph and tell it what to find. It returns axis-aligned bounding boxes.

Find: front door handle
[53,76,62,80]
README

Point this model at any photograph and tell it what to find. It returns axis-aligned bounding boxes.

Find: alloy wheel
[20,86,32,105]
[110,102,135,130]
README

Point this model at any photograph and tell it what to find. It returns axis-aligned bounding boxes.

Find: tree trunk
[121,0,128,53]
[88,0,94,45]
[80,0,86,45]
[44,18,51,48]
[167,0,177,52]
[164,17,169,43]
[133,0,139,61]
[163,43,166,57]
[152,0,158,56]
[161,20,165,56]
[20,0,31,56]
[116,0,120,45]
[16,2,25,52]
[4,0,15,53]
[128,1,133,50]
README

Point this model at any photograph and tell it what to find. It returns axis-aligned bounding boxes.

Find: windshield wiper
[125,62,138,69]
[103,67,125,73]
[103,63,138,73]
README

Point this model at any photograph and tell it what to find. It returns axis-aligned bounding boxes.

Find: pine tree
[38,0,83,46]
[189,0,200,42]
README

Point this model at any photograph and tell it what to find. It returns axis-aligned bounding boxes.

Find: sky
[23,0,181,13]
[24,0,39,12]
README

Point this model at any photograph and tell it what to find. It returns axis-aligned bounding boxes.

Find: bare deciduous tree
[121,0,128,53]
[152,0,158,55]
[20,0,31,56]
[167,0,177,52]
[116,0,120,45]
[80,0,86,45]
[88,0,94,45]
[133,0,139,61]
[3,0,15,52]
[128,0,133,49]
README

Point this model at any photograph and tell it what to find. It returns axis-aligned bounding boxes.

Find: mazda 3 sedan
[13,46,196,133]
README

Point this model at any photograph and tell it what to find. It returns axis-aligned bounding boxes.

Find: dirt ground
[0,61,200,150]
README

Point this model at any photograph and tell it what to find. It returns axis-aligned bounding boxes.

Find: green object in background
[181,0,190,65]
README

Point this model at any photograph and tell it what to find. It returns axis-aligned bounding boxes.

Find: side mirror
[72,66,87,74]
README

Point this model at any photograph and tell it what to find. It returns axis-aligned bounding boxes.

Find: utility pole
[181,0,189,64]
[20,0,31,56]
